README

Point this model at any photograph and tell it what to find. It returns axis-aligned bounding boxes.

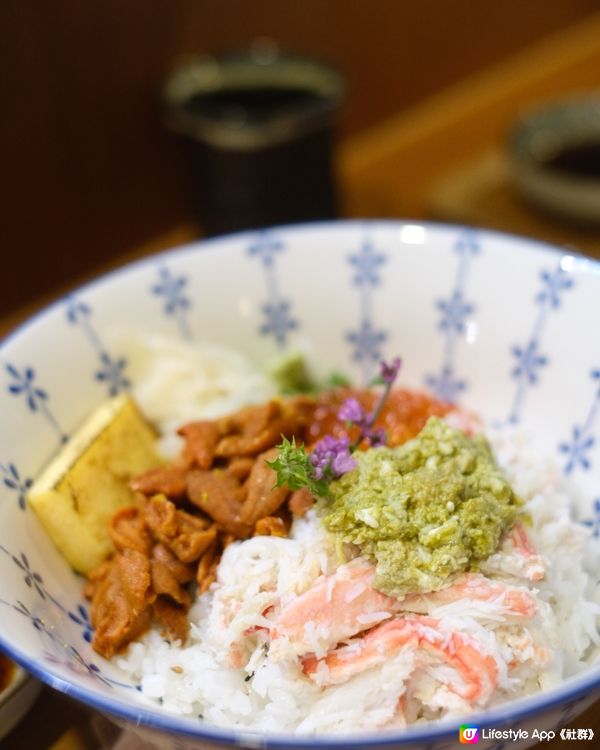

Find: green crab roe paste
[323,416,520,597]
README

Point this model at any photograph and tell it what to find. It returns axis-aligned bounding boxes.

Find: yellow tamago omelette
[28,394,161,574]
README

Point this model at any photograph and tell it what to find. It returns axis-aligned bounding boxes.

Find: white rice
[110,332,277,457]
[113,345,600,734]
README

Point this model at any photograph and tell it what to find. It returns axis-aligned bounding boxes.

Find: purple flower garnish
[365,426,387,447]
[380,357,402,385]
[338,397,366,425]
[310,435,357,479]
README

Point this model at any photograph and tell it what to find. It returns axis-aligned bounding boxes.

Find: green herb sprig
[267,436,331,497]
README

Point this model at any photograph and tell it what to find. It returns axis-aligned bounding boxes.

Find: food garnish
[268,357,402,496]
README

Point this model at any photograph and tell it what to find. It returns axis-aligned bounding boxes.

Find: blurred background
[2,0,600,321]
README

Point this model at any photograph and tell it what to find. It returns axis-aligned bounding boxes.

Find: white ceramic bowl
[1,221,599,749]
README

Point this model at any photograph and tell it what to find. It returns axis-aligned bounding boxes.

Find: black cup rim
[163,51,345,150]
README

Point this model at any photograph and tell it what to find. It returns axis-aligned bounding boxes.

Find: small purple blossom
[380,357,402,385]
[338,397,366,425]
[365,426,386,447]
[310,435,357,479]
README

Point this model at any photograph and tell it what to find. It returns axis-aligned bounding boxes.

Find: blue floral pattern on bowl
[248,230,298,347]
[0,462,32,511]
[151,266,193,341]
[346,233,389,382]
[4,362,68,443]
[425,231,479,402]
[506,263,574,424]
[66,296,130,396]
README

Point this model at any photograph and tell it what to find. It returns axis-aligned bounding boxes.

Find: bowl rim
[1,218,600,747]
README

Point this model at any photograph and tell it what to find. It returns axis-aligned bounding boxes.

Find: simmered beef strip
[186,469,251,537]
[177,420,221,469]
[196,539,219,593]
[116,548,153,612]
[226,456,255,481]
[110,506,153,555]
[217,400,279,442]
[288,487,315,517]
[215,400,304,458]
[153,597,189,644]
[143,495,217,563]
[129,465,188,499]
[238,447,290,527]
[150,543,193,606]
[87,548,154,659]
[254,515,289,537]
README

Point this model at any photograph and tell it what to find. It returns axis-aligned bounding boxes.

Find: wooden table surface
[2,12,600,749]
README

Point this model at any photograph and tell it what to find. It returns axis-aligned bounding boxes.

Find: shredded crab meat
[401,572,538,619]
[268,559,540,661]
[301,614,500,706]
[270,560,399,658]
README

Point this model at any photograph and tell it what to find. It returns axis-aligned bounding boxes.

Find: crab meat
[302,615,499,705]
[270,560,399,658]
[401,572,538,619]
[271,559,538,662]
[481,523,546,582]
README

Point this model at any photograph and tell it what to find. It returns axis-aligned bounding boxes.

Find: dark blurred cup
[163,40,345,236]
